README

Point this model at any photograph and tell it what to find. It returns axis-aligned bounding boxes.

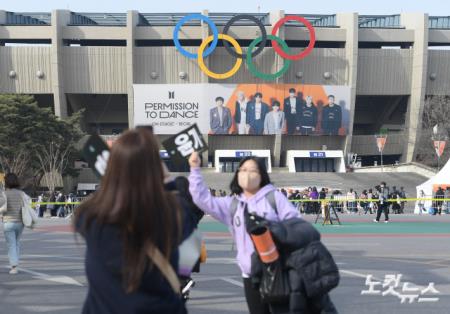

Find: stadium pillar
[336,13,359,162]
[51,10,70,118]
[0,10,6,27]
[0,11,6,46]
[400,13,429,163]
[270,10,285,167]
[126,11,139,129]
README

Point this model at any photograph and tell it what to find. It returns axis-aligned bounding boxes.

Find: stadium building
[0,10,449,186]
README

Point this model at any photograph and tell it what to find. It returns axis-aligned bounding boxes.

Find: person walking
[35,194,43,214]
[48,192,57,217]
[359,190,368,215]
[56,192,66,217]
[417,190,426,214]
[38,193,47,217]
[310,186,320,215]
[347,188,357,213]
[0,173,28,274]
[374,182,390,223]
[319,188,327,217]
[435,187,445,215]
[188,152,300,314]
[74,129,188,314]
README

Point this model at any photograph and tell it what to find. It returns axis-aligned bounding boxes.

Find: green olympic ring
[246,35,292,81]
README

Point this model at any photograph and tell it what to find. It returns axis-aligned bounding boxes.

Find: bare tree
[0,148,31,178]
[36,142,70,193]
[415,95,450,167]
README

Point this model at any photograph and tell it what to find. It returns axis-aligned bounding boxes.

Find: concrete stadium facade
[1,10,450,174]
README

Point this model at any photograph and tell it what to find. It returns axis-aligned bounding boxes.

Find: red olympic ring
[271,16,316,61]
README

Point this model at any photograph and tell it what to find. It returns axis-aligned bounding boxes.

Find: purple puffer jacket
[188,168,300,276]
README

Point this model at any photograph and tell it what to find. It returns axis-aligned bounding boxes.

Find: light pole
[375,133,387,172]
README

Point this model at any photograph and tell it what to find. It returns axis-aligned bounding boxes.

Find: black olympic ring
[222,14,267,59]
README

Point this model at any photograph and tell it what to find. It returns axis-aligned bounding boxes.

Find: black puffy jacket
[251,218,339,314]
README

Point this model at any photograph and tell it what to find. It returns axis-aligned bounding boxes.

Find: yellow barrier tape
[31,202,81,206]
[30,198,450,206]
[289,198,450,203]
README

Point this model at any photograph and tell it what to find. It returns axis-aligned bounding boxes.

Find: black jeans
[376,203,389,221]
[244,278,270,314]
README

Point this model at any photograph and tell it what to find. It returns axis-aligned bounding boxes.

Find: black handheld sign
[82,134,110,178]
[161,124,208,167]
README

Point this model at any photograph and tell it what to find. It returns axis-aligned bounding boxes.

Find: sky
[1,0,450,15]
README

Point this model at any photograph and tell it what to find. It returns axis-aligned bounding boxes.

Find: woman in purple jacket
[188,152,300,314]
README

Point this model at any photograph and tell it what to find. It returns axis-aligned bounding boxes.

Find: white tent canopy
[415,158,450,213]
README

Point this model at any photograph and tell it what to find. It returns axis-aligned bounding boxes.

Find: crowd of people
[34,192,78,218]
[209,184,450,218]
[279,185,409,216]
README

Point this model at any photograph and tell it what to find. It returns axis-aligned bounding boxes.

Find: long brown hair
[75,129,181,293]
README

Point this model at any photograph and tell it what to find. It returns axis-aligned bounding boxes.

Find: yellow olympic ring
[197,34,242,79]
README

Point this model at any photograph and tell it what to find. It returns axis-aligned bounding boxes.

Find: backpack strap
[230,191,279,224]
[230,196,239,225]
[265,190,278,216]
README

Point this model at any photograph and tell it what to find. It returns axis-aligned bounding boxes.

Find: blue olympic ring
[173,14,219,59]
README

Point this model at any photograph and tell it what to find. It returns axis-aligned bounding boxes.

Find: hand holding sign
[82,134,110,178]
[189,152,201,168]
[162,124,207,168]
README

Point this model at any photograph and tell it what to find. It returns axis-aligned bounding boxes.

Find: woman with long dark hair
[74,129,185,314]
[188,152,299,314]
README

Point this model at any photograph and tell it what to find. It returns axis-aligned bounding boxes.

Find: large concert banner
[133,84,351,136]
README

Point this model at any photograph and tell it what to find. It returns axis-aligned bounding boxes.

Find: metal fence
[289,198,450,215]
[29,197,450,218]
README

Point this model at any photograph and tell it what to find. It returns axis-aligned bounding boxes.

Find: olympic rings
[173,14,219,59]
[222,14,267,59]
[271,16,316,61]
[198,34,243,79]
[247,35,291,81]
[173,14,316,80]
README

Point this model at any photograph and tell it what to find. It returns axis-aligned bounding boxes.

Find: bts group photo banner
[133,84,351,136]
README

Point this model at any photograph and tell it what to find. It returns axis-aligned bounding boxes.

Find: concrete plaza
[0,214,449,313]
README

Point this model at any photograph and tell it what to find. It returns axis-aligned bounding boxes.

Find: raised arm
[188,152,232,226]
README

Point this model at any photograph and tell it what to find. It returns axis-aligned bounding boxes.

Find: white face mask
[238,171,261,192]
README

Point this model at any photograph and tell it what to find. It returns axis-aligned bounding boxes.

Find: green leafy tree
[0,94,84,192]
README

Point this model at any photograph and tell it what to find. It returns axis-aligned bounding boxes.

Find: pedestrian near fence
[0,173,28,274]
[374,182,390,223]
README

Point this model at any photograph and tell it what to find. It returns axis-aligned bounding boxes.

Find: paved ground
[1,213,450,313]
